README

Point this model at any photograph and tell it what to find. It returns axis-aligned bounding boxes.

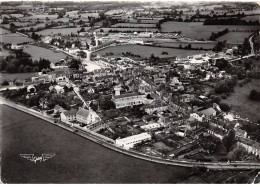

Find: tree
[99,11,106,20]
[2,17,9,24]
[249,89,260,101]
[222,129,236,152]
[68,58,81,70]
[38,58,51,71]
[1,80,9,86]
[9,23,16,32]
[219,103,230,112]
[215,58,229,70]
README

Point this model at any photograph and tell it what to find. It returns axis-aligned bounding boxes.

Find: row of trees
[204,18,260,25]
[209,28,229,41]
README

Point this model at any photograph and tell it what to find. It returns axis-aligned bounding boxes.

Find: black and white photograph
[0,0,260,184]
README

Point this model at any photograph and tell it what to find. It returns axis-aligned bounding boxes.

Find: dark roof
[76,108,90,118]
[63,109,77,116]
[113,92,141,99]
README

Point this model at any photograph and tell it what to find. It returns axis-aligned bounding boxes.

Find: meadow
[0,28,11,35]
[160,22,260,40]
[17,23,46,31]
[36,27,90,36]
[23,45,68,63]
[242,15,260,22]
[216,32,253,44]
[223,79,260,122]
[2,33,34,44]
[94,44,213,59]
[111,23,156,28]
[154,42,216,49]
[19,14,58,21]
[98,27,158,33]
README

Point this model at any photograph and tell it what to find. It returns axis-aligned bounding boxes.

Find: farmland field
[17,23,46,31]
[216,32,253,44]
[2,22,32,28]
[36,27,90,36]
[65,10,78,17]
[129,19,158,24]
[0,28,11,35]
[111,23,156,28]
[20,14,58,21]
[154,42,215,49]
[80,12,99,18]
[2,33,34,44]
[23,45,68,63]
[222,79,260,122]
[161,22,260,40]
[97,27,159,33]
[93,44,213,59]
[242,15,260,22]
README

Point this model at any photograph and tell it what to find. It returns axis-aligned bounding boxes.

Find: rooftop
[76,107,90,118]
[113,92,141,99]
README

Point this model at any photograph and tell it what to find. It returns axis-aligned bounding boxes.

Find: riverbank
[1,97,260,170]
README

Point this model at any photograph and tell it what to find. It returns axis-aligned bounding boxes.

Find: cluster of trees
[248,89,260,101]
[215,76,238,94]
[97,95,116,111]
[213,41,226,52]
[0,50,51,73]
[31,32,41,40]
[2,83,82,110]
[215,58,229,70]
[204,18,260,25]
[237,38,252,56]
[219,103,231,112]
[209,28,229,41]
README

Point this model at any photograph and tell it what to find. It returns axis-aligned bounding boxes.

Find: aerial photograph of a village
[0,0,260,184]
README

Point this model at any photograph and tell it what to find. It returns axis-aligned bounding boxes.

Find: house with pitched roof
[60,109,77,123]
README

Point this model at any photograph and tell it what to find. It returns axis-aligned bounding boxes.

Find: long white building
[115,132,152,149]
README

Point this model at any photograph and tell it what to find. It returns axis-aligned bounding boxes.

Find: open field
[0,28,11,35]
[223,79,260,122]
[111,23,156,28]
[154,42,215,49]
[2,22,32,28]
[242,15,260,22]
[0,72,35,82]
[94,44,213,59]
[216,32,253,44]
[17,23,46,31]
[23,45,68,63]
[36,27,90,36]
[161,22,260,40]
[80,12,99,18]
[20,14,58,21]
[2,33,34,44]
[97,27,159,33]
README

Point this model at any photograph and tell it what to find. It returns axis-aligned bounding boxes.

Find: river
[1,104,195,183]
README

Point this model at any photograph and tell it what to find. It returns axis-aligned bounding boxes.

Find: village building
[115,132,152,149]
[60,109,77,123]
